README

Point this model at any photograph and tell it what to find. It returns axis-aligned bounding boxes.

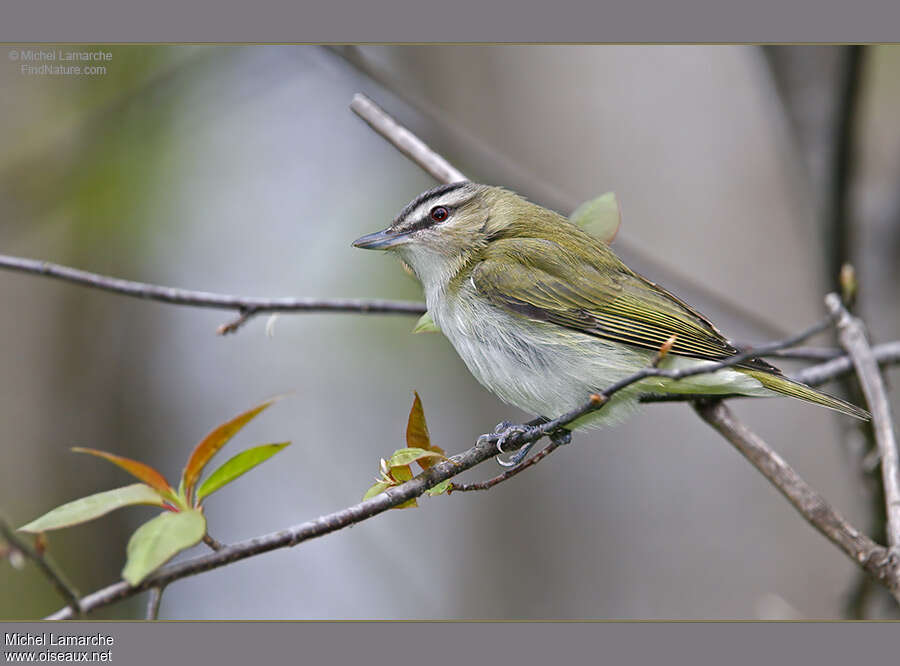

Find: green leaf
[389,465,417,509]
[412,312,440,334]
[19,484,167,533]
[122,509,206,586]
[182,398,280,501]
[195,442,291,503]
[388,448,445,468]
[425,480,452,496]
[569,192,621,244]
[362,480,392,501]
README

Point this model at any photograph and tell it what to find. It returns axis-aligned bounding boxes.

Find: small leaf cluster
[19,399,289,586]
[363,392,451,507]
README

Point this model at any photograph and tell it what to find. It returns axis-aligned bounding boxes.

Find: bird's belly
[436,304,653,427]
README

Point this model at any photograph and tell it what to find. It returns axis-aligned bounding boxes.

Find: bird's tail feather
[739,369,870,420]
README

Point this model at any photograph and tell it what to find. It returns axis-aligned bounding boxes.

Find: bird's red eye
[430,206,448,222]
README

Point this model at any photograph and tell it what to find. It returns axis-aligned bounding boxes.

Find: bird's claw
[485,421,538,468]
[478,422,573,469]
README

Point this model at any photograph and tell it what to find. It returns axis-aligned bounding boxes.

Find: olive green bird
[353,182,869,462]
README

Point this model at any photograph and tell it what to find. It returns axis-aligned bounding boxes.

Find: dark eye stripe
[393,181,470,227]
[404,206,453,233]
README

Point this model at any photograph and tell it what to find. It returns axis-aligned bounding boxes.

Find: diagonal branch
[1,517,82,617]
[350,93,466,185]
[693,400,899,600]
[827,294,900,550]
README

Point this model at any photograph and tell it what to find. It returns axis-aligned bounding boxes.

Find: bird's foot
[496,426,573,468]
[476,421,540,468]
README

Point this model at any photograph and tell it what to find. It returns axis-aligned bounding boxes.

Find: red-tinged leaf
[406,392,430,449]
[388,464,417,509]
[405,393,445,469]
[72,448,174,499]
[388,448,445,469]
[19,484,167,533]
[194,442,291,504]
[122,509,206,586]
[182,398,279,500]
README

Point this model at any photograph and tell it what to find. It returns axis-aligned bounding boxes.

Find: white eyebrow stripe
[399,188,477,230]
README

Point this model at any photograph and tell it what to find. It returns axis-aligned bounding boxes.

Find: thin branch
[827,294,900,550]
[350,93,467,185]
[217,309,257,336]
[694,400,899,600]
[1,517,81,618]
[450,438,566,492]
[202,534,225,552]
[794,341,900,388]
[145,585,165,621]
[0,254,426,334]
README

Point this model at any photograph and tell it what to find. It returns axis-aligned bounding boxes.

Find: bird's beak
[351,227,407,250]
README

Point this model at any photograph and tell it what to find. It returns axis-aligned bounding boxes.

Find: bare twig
[694,401,899,600]
[1,517,81,617]
[202,534,225,552]
[0,254,426,334]
[793,341,900,388]
[145,585,165,621]
[350,93,466,185]
[827,294,900,550]
[451,438,566,492]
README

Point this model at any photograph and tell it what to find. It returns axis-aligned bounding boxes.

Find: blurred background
[1,45,899,620]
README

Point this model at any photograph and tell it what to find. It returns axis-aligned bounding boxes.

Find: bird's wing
[471,237,778,373]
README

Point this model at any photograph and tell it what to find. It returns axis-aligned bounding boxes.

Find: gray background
[2,45,899,620]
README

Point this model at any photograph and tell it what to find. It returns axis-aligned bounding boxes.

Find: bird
[353,182,869,464]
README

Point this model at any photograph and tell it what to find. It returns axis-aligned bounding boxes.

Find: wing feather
[472,237,778,373]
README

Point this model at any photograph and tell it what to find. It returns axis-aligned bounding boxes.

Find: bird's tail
[739,369,870,420]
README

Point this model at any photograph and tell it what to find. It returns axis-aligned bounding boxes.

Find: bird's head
[352,182,543,288]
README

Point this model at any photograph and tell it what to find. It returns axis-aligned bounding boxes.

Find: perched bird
[353,182,869,461]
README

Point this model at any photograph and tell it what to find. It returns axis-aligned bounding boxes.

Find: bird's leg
[476,420,542,467]
[499,425,573,467]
